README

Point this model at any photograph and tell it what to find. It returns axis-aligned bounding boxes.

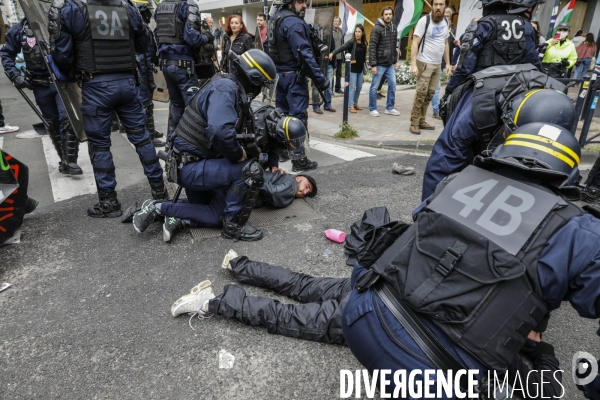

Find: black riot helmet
[229,49,278,99]
[264,108,307,160]
[476,122,581,189]
[481,0,542,15]
[502,89,576,131]
[134,1,153,24]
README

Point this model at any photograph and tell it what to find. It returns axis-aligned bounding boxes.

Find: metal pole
[4,71,48,126]
[343,53,351,123]
[578,76,600,147]
[546,0,562,40]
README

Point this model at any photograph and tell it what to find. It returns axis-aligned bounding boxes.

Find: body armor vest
[475,14,526,70]
[369,166,583,370]
[71,0,136,74]
[176,75,248,158]
[446,64,565,161]
[21,20,46,72]
[267,9,299,65]
[155,0,185,45]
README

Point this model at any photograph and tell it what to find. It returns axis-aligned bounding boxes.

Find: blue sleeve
[286,22,327,87]
[0,24,23,78]
[538,214,600,325]
[201,84,244,163]
[127,4,148,54]
[522,22,543,71]
[52,0,85,69]
[422,89,477,201]
[178,3,208,50]
[446,23,492,95]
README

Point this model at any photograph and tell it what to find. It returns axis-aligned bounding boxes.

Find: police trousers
[208,256,350,345]
[160,188,226,227]
[162,64,198,133]
[275,72,309,120]
[80,74,163,193]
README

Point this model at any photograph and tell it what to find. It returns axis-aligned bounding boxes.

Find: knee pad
[240,159,264,188]
[88,144,115,173]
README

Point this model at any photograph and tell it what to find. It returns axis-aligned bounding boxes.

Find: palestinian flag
[394,0,424,39]
[339,0,365,37]
[552,0,577,35]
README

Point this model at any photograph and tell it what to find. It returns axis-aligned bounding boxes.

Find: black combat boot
[61,121,83,175]
[150,179,169,200]
[292,156,318,172]
[87,190,122,218]
[47,119,65,173]
[146,103,165,147]
[221,218,263,242]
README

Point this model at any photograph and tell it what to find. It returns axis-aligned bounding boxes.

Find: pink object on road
[324,229,346,243]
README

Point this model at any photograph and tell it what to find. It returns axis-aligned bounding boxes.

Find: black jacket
[369,18,398,67]
[254,171,296,209]
[221,33,254,71]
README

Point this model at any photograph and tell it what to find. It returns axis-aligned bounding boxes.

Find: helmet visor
[261,73,279,104]
[276,124,306,160]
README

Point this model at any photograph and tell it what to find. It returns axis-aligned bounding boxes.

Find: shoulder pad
[52,0,65,8]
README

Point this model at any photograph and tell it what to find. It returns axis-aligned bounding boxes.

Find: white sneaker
[171,280,215,317]
[385,109,401,116]
[221,249,238,270]
[0,124,19,134]
[370,110,380,117]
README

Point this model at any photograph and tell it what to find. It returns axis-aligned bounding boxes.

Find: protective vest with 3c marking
[369,165,583,370]
[71,0,136,74]
[476,15,526,70]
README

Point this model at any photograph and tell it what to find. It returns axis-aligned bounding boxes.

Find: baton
[5,71,48,126]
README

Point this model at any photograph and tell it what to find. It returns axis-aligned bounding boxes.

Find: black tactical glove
[317,79,330,93]
[266,108,284,137]
[524,341,556,361]
[561,58,570,68]
[204,30,214,44]
[12,75,33,90]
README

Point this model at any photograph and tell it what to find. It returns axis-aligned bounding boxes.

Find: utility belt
[162,59,195,77]
[160,148,203,183]
[76,68,140,87]
[31,77,50,86]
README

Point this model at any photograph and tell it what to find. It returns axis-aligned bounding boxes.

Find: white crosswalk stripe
[41,137,97,202]
[1,133,378,207]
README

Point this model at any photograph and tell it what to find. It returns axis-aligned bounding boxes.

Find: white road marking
[15,130,40,139]
[41,137,97,202]
[0,136,3,150]
[308,139,375,161]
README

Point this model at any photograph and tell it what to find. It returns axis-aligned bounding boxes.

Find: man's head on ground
[334,16,341,29]
[444,7,452,23]
[431,0,445,23]
[381,7,393,25]
[295,174,317,198]
[257,13,266,28]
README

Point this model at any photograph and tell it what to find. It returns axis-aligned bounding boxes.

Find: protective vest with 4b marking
[475,14,526,70]
[21,20,46,72]
[369,166,583,370]
[268,9,299,65]
[71,0,136,74]
[155,0,185,45]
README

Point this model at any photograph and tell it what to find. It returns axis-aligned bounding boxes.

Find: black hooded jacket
[369,18,398,67]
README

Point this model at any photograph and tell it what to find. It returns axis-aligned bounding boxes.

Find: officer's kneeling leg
[221,160,265,242]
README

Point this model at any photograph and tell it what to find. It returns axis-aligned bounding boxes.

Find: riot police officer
[444,0,542,99]
[0,18,82,175]
[154,0,214,134]
[422,64,570,201]
[132,49,278,242]
[132,101,308,242]
[134,0,165,147]
[343,123,600,398]
[268,0,329,172]
[48,0,167,217]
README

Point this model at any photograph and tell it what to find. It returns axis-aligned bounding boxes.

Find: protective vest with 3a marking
[176,74,253,159]
[154,0,185,45]
[70,0,136,74]
[267,9,299,65]
[369,165,583,370]
[21,19,46,72]
[458,14,526,71]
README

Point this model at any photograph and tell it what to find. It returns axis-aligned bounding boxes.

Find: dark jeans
[0,99,4,127]
[335,61,343,91]
[208,256,351,345]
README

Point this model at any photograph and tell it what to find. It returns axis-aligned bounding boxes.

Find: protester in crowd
[572,29,586,47]
[574,33,597,79]
[432,7,455,120]
[220,15,254,72]
[330,24,368,113]
[257,13,268,43]
[369,7,400,117]
[0,24,19,135]
[312,35,336,114]
[542,23,578,78]
[409,0,450,134]
[332,16,344,94]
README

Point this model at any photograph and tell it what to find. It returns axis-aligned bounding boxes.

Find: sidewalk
[307,83,600,153]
